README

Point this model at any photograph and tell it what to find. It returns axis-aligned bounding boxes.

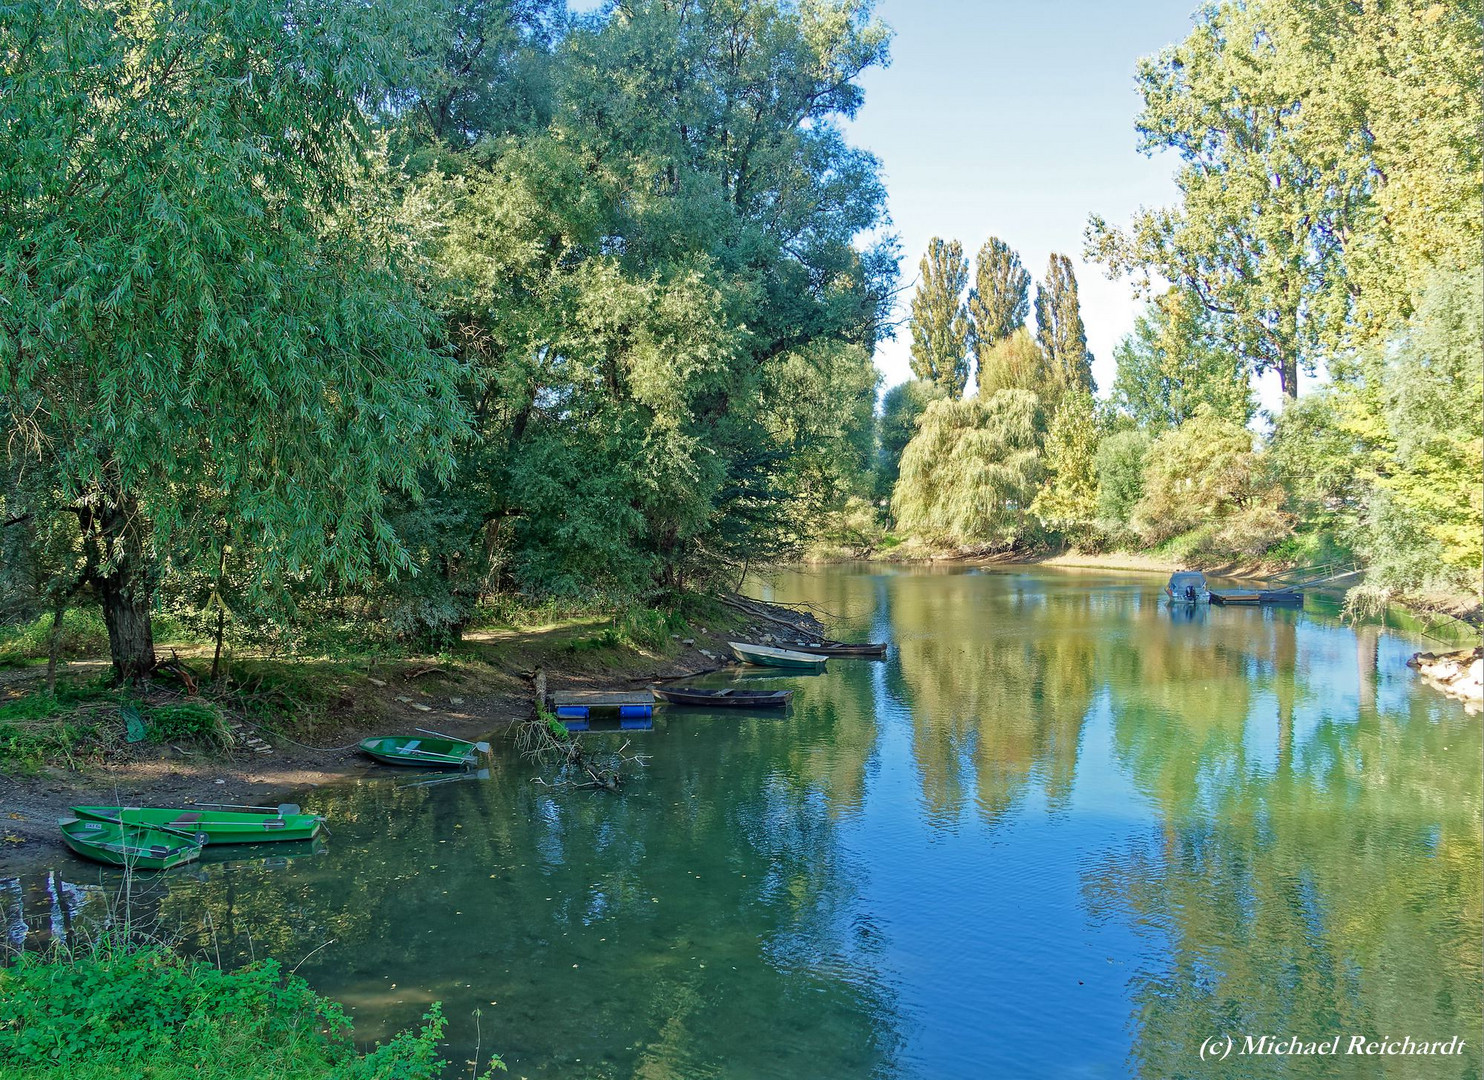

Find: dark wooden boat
[1209,588,1303,606]
[358,735,486,767]
[654,687,794,708]
[58,816,201,870]
[780,641,888,658]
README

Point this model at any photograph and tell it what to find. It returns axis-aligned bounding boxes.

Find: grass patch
[0,679,122,774]
[0,609,110,668]
[0,941,499,1079]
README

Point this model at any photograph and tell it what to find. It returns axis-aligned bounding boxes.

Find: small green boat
[727,641,828,673]
[72,805,324,844]
[359,735,486,768]
[58,816,201,870]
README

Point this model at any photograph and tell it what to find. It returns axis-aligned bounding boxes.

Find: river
[4,566,1480,1078]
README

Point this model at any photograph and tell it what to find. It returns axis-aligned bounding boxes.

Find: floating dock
[1209,589,1304,606]
[549,690,655,721]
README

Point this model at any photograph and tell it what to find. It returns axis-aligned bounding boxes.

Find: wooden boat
[1165,571,1210,603]
[727,642,827,673]
[358,735,485,768]
[58,816,201,870]
[72,805,324,845]
[654,687,794,708]
[1210,588,1303,606]
[779,641,887,658]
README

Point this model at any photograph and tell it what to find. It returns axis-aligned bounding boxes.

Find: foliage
[875,379,947,503]
[1131,407,1291,554]
[0,682,116,774]
[1031,389,1105,547]
[0,944,478,1079]
[145,702,230,747]
[968,237,1031,383]
[1111,289,1252,428]
[1087,0,1482,397]
[908,238,971,397]
[976,328,1055,400]
[0,0,467,678]
[892,390,1045,549]
[1353,270,1483,596]
[1032,254,1094,395]
[813,495,888,558]
[1094,429,1152,531]
[0,609,110,667]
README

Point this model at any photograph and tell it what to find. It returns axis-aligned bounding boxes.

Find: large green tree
[968,238,1031,386]
[908,238,971,397]
[411,0,897,601]
[1033,254,1095,394]
[0,0,465,679]
[1086,0,1482,398]
[1112,288,1252,428]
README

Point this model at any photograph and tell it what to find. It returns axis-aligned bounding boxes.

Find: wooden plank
[549,690,656,707]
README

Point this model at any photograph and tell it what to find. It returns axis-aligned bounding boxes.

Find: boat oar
[192,801,303,816]
[88,812,209,848]
[415,727,491,754]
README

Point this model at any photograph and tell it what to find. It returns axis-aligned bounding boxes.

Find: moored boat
[58,816,201,870]
[727,642,828,673]
[780,641,887,658]
[1165,571,1209,603]
[358,735,486,767]
[654,687,794,708]
[72,805,324,844]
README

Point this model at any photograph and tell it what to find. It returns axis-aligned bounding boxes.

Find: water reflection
[2,566,1477,1079]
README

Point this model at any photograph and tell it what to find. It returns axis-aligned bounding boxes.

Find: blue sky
[841,0,1200,395]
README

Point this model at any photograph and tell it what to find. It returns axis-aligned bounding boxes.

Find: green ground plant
[0,942,501,1079]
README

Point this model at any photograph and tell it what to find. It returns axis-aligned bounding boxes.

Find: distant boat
[72,805,324,844]
[727,642,828,673]
[58,816,200,870]
[779,641,887,658]
[654,687,794,708]
[1166,571,1209,603]
[1210,588,1304,606]
[359,735,485,767]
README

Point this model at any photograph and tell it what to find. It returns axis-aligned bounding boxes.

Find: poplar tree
[908,239,971,397]
[1034,254,1096,394]
[968,237,1031,385]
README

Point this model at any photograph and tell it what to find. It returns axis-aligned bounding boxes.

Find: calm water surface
[4,566,1481,1078]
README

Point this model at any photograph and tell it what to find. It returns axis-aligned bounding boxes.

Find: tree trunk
[82,497,157,684]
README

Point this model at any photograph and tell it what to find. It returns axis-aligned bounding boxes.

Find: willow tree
[0,0,464,680]
[908,239,971,397]
[892,390,1045,549]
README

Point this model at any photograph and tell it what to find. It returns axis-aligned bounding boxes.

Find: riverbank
[0,598,824,861]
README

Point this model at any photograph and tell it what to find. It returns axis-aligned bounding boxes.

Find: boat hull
[72,805,323,844]
[59,817,200,870]
[359,736,479,768]
[782,642,887,658]
[655,688,793,708]
[727,642,827,672]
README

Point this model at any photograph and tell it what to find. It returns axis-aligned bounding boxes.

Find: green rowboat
[727,641,828,673]
[58,816,201,870]
[359,735,485,768]
[72,805,324,844]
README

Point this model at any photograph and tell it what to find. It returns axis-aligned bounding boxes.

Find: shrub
[0,609,110,667]
[0,944,481,1079]
[1130,406,1290,548]
[1095,429,1152,530]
